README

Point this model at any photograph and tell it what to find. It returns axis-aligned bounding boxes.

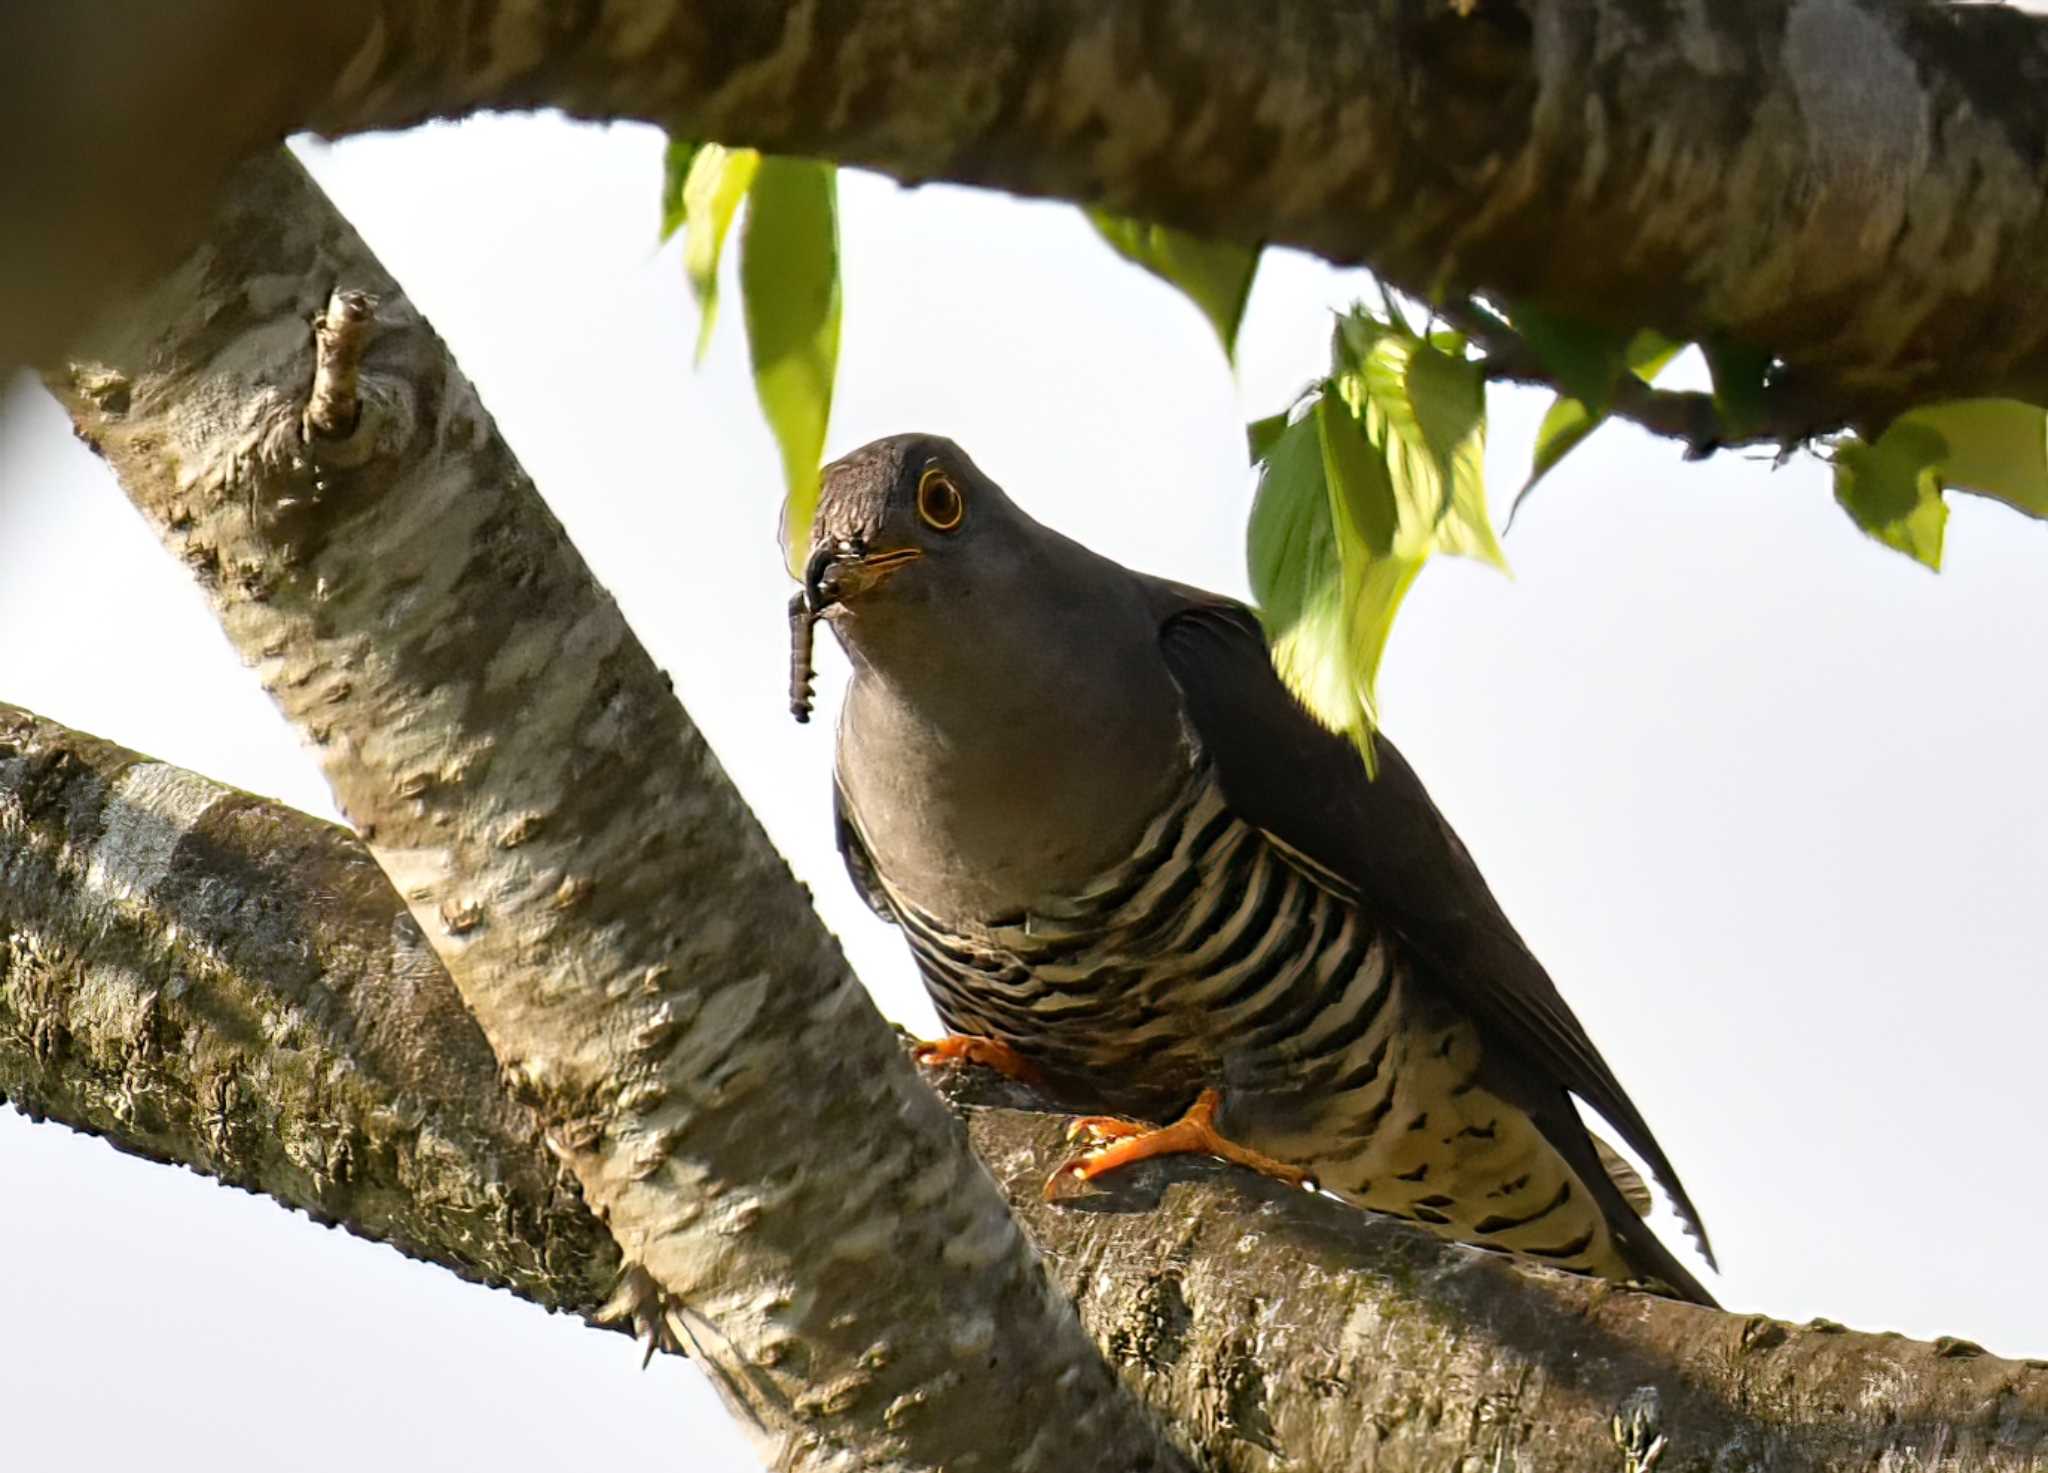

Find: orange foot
[910,1034,1043,1085]
[1045,1087,1314,1201]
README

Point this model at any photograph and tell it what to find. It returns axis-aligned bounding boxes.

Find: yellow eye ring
[916,465,965,532]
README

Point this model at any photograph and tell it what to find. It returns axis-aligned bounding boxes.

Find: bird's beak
[802,540,923,615]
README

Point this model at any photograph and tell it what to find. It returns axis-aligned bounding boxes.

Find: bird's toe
[910,1033,1043,1084]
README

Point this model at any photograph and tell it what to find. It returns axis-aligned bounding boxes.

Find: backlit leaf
[1428,328,1469,358]
[1320,370,1402,556]
[1248,311,1506,771]
[1510,330,1684,526]
[1510,394,1598,526]
[659,138,699,242]
[1626,329,1684,383]
[741,158,840,575]
[1086,209,1259,361]
[1248,409,1358,758]
[1896,399,2048,520]
[682,143,762,364]
[1316,391,1425,773]
[1832,421,1948,570]
[1249,411,1336,638]
[1347,322,1503,569]
[1246,403,1413,780]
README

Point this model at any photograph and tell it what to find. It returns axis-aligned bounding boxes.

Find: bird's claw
[596,1263,689,1368]
[1045,1087,1314,1201]
[1064,1114,1148,1146]
[910,1033,1043,1085]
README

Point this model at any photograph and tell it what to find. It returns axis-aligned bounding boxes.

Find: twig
[302,287,376,440]
[1441,300,1830,458]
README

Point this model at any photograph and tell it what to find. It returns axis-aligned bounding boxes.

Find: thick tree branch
[0,702,625,1326]
[7,702,2046,1471]
[0,5,363,373]
[45,149,1182,1473]
[947,1068,2048,1473]
[13,2,2048,425]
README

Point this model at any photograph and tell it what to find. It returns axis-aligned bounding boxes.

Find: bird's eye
[916,465,965,532]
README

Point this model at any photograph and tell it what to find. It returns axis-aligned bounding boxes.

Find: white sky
[4,114,2046,1469]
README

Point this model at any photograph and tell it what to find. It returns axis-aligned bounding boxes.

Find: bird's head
[788,432,1158,740]
[800,433,1026,627]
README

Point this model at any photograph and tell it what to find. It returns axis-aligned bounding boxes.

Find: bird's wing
[833,778,899,925]
[1149,591,1716,1273]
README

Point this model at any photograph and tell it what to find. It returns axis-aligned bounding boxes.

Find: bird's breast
[884,762,1393,1113]
[835,655,1191,921]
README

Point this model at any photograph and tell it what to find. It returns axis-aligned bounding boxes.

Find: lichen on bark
[0,703,619,1315]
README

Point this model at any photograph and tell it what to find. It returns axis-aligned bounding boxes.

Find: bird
[793,432,1716,1304]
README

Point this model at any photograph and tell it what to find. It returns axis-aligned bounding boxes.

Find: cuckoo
[790,433,1716,1304]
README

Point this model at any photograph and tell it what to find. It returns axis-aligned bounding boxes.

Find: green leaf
[1249,410,1336,629]
[1506,330,1680,529]
[1348,322,1505,569]
[1085,209,1259,361]
[1336,308,1388,367]
[1248,313,1506,771]
[1832,400,2048,565]
[1510,394,1599,525]
[1703,336,1772,438]
[1833,421,1948,570]
[1245,403,1412,779]
[681,143,762,364]
[1626,329,1684,383]
[1895,399,2048,520]
[1316,391,1425,774]
[1529,395,1598,484]
[1319,378,1402,557]
[741,157,841,575]
[1509,305,1630,414]
[1246,411,1290,465]
[1428,328,1468,359]
[659,137,699,242]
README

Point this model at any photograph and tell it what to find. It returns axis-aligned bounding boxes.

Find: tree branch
[945,1065,2048,1473]
[0,702,625,1327]
[1441,299,1815,457]
[44,148,1183,1473]
[8,700,2046,1471]
[0,4,363,372]
[14,2,2048,424]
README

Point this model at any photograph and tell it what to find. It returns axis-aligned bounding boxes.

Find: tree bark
[12,1,2048,427]
[8,700,2047,1472]
[0,702,624,1325]
[0,5,363,375]
[44,148,1183,1473]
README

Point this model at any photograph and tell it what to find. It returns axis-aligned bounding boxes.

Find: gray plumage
[802,433,1716,1304]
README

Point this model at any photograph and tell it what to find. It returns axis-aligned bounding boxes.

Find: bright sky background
[4,113,2047,1469]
